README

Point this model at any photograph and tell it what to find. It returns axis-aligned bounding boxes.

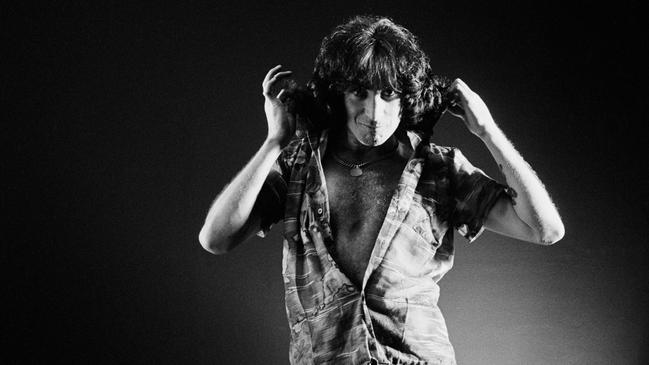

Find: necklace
[331,142,399,177]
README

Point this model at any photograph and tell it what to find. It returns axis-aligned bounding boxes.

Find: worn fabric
[257,128,516,365]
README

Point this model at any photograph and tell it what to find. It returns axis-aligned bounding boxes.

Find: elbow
[538,221,565,245]
[198,227,231,255]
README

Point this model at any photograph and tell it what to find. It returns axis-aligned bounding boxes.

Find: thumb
[277,89,287,102]
[447,103,465,118]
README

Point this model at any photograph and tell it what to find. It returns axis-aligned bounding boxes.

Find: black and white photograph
[6,1,647,364]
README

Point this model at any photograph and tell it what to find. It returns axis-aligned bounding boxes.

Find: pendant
[350,166,363,177]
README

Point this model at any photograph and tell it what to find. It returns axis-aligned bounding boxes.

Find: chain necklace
[331,142,399,177]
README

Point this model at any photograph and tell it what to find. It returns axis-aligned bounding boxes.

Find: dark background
[6,1,648,364]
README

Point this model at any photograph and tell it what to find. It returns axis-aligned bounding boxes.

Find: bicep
[484,195,539,243]
[237,168,286,243]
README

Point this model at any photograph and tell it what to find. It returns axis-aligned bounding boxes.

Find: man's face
[343,87,401,146]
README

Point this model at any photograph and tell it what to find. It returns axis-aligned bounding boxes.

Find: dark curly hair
[288,15,452,137]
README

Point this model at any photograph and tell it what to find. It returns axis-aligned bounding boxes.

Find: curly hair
[299,15,452,136]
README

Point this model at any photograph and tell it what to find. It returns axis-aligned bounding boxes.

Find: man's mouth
[357,119,379,128]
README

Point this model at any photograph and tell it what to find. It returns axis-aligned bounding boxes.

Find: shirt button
[317,208,323,214]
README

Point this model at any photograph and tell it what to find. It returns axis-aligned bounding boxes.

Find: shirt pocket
[405,199,439,251]
[381,200,439,278]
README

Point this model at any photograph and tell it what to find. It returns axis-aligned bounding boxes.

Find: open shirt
[256,128,515,365]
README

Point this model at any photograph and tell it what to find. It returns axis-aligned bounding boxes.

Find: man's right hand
[263,65,295,148]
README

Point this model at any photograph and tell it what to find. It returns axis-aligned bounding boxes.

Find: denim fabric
[258,129,515,365]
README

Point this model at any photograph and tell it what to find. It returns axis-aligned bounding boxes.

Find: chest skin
[322,150,410,289]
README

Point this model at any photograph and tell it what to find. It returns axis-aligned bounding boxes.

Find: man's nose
[363,91,384,121]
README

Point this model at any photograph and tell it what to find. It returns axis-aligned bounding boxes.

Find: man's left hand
[446,78,497,138]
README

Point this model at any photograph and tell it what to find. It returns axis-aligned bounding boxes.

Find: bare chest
[323,156,406,287]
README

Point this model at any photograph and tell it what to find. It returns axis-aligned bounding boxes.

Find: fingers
[447,78,469,95]
[447,103,465,117]
[270,71,293,84]
[262,65,293,97]
[446,78,472,107]
[264,64,283,82]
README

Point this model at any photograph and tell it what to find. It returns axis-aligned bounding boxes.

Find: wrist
[475,118,499,139]
[478,124,508,149]
[263,136,286,150]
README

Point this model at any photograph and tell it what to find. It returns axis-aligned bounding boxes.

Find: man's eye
[381,89,398,99]
[352,88,367,97]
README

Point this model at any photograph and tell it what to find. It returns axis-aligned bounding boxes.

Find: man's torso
[270,130,506,364]
[322,141,412,288]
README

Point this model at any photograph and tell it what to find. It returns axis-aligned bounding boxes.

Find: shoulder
[418,142,476,191]
[277,137,306,170]
[282,136,306,157]
[415,141,458,220]
[278,128,322,170]
[418,140,458,168]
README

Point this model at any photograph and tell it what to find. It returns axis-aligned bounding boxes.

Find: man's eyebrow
[344,83,365,91]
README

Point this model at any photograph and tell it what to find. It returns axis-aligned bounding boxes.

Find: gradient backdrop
[6,1,648,364]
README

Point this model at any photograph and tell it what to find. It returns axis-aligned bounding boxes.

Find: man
[199,15,564,365]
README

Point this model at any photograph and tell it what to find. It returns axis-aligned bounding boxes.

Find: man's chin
[358,134,389,147]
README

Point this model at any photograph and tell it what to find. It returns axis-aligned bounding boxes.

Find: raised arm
[447,78,565,245]
[199,65,294,254]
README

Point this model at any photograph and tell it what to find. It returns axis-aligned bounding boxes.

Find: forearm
[479,123,564,244]
[199,138,283,253]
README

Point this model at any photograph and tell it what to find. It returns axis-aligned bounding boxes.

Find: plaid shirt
[257,128,515,365]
